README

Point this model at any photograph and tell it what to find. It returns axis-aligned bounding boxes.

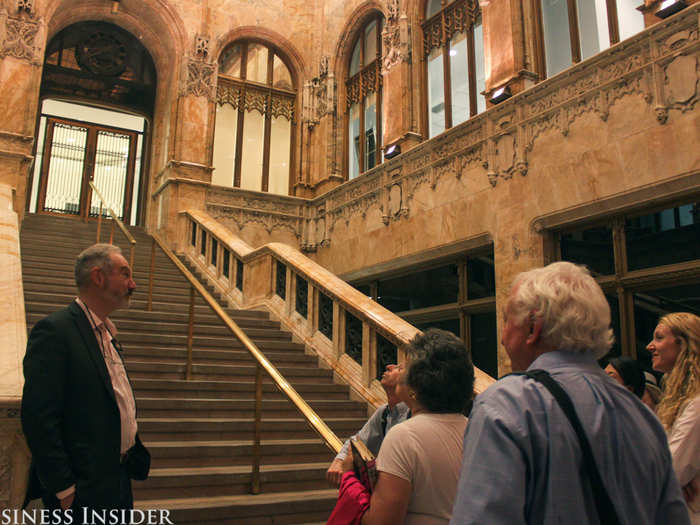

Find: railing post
[147,238,156,312]
[96,203,103,242]
[251,364,263,494]
[186,286,195,380]
[109,219,115,244]
[129,242,135,273]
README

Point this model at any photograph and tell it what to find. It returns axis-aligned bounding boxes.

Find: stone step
[126,360,326,382]
[134,462,329,500]
[135,488,337,524]
[134,397,363,419]
[130,378,349,400]
[144,439,335,468]
[137,417,362,441]
[122,347,315,366]
[25,301,269,323]
[118,334,305,351]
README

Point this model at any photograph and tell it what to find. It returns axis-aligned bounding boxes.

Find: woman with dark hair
[604,356,646,398]
[331,328,474,525]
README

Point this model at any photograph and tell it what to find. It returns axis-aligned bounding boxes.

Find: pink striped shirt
[75,298,137,454]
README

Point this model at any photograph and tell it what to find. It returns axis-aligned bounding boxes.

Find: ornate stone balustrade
[181,208,495,406]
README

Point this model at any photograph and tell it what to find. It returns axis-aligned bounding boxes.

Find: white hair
[510,261,614,359]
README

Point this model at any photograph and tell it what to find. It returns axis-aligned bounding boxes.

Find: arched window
[346,14,384,180]
[537,0,645,78]
[423,0,485,138]
[213,41,295,195]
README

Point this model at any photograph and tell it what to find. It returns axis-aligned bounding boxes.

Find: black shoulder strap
[380,405,390,436]
[524,369,621,525]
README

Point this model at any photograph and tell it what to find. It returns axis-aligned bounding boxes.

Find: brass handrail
[88,181,137,270]
[150,232,344,454]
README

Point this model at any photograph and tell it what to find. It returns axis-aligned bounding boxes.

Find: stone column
[481,0,538,102]
[0,181,30,509]
[492,212,545,375]
[155,43,216,247]
[380,7,421,153]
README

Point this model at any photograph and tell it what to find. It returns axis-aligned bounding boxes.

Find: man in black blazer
[22,243,149,517]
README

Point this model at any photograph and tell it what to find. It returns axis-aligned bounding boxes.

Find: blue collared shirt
[450,350,689,525]
[335,402,410,461]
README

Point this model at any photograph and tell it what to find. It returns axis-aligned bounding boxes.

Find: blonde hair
[656,312,700,430]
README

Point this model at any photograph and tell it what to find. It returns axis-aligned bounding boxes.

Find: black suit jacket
[22,301,149,509]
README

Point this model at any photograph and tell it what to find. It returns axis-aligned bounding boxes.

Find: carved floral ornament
[0,15,39,62]
[217,79,295,122]
[346,61,382,108]
[422,0,480,57]
[184,58,216,99]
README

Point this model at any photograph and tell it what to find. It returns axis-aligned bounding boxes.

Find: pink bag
[326,471,371,525]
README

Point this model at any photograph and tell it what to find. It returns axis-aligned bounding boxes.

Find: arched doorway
[28,21,156,225]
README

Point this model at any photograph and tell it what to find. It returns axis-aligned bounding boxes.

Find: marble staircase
[20,213,364,524]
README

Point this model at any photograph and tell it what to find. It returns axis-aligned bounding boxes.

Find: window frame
[345,14,384,180]
[352,247,498,377]
[421,0,483,136]
[533,0,632,78]
[549,200,700,358]
[214,40,297,194]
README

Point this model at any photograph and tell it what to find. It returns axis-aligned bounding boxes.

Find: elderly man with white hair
[450,262,689,525]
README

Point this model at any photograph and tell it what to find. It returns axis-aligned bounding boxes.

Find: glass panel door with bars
[37,117,138,221]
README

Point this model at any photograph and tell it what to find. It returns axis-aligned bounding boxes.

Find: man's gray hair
[510,261,614,359]
[75,244,122,290]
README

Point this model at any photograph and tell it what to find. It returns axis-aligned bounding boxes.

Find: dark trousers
[41,464,133,524]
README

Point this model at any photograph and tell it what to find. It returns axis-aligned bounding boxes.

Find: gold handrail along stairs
[87,180,137,270]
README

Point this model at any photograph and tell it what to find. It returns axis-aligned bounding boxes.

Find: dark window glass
[601,293,622,361]
[345,312,363,364]
[354,284,372,298]
[560,226,615,276]
[378,264,458,312]
[376,333,397,381]
[318,292,333,340]
[414,318,460,338]
[470,312,498,378]
[467,252,495,299]
[211,238,218,266]
[275,260,286,299]
[222,249,230,279]
[236,259,243,291]
[625,204,700,271]
[296,275,308,319]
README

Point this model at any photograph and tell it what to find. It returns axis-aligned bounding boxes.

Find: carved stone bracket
[382,182,408,224]
[381,7,410,75]
[17,0,33,14]
[195,34,210,59]
[0,15,40,63]
[304,64,336,130]
[183,57,216,100]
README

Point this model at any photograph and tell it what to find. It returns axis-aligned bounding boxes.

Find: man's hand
[59,492,75,511]
[326,458,345,487]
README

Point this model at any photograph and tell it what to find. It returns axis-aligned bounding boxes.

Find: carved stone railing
[181,208,495,406]
[204,5,699,250]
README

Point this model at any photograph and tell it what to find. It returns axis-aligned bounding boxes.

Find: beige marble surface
[0,183,26,401]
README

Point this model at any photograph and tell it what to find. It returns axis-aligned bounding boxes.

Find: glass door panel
[90,129,133,220]
[41,121,88,216]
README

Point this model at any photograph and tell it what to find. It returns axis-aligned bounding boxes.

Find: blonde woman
[648,312,700,524]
